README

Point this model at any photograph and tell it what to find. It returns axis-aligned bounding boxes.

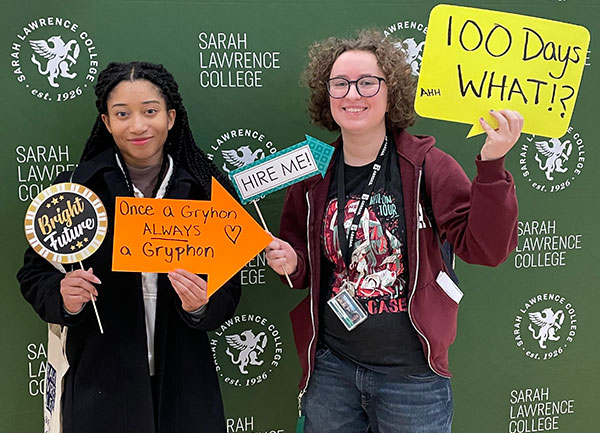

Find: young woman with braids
[265,31,522,432]
[18,62,240,433]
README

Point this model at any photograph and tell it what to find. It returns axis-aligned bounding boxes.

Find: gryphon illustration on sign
[225,330,268,374]
[30,36,80,88]
[221,146,266,173]
[528,308,565,349]
[534,138,572,181]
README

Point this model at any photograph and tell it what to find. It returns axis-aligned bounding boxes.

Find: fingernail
[88,267,101,284]
[489,109,494,112]
[480,117,484,122]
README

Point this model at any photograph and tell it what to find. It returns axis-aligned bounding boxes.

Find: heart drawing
[224,225,242,244]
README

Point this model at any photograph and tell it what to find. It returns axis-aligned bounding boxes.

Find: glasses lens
[357,77,381,97]
[327,78,349,98]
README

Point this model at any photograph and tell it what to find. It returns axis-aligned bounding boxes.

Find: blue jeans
[302,348,453,433]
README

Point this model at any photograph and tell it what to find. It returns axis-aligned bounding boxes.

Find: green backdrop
[1,0,597,432]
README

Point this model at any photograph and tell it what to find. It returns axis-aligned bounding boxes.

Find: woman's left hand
[479,109,524,161]
[168,268,208,312]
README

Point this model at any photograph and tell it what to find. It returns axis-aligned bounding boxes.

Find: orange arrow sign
[112,178,272,296]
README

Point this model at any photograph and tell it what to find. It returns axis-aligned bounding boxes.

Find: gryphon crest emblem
[29,35,80,88]
[394,37,425,76]
[528,308,565,349]
[221,146,265,173]
[534,138,572,181]
[225,330,267,374]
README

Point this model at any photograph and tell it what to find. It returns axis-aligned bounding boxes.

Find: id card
[436,271,464,303]
[327,288,368,331]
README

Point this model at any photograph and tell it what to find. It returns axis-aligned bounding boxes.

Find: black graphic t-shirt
[321,147,427,372]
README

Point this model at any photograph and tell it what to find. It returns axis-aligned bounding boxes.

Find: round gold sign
[24,183,107,263]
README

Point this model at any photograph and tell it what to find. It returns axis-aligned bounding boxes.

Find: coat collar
[392,129,436,168]
[302,128,436,191]
[72,147,196,199]
[72,147,120,185]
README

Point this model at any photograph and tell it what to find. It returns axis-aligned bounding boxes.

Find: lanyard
[336,136,388,269]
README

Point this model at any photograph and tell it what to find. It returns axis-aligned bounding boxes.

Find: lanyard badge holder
[328,137,388,331]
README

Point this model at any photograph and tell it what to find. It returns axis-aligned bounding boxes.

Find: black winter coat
[17,149,241,433]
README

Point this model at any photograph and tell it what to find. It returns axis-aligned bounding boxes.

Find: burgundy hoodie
[278,129,518,396]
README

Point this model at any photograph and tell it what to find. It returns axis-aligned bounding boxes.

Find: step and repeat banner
[1,0,597,432]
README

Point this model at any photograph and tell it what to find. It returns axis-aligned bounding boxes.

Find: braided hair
[80,61,233,198]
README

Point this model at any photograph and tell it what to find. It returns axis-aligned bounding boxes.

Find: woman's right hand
[265,236,298,276]
[60,268,101,313]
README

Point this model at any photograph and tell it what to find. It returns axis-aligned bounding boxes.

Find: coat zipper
[407,168,450,378]
[296,190,318,416]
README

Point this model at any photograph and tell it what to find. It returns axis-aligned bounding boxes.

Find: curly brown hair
[303,29,416,131]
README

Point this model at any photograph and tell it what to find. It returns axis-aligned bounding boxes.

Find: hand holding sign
[24,182,107,333]
[60,267,101,314]
[265,236,298,276]
[168,269,209,312]
[479,109,524,160]
[415,5,590,138]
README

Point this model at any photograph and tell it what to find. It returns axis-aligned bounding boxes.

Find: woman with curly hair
[17,61,240,433]
[266,30,522,432]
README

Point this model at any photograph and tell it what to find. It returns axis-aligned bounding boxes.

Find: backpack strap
[420,160,459,284]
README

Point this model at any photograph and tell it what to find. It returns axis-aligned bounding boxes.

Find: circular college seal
[210,314,283,387]
[513,293,577,361]
[24,182,107,263]
[517,125,585,193]
[10,16,99,101]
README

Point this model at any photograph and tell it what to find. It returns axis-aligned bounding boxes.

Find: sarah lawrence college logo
[222,146,265,173]
[207,127,278,175]
[383,17,428,76]
[225,329,267,375]
[395,38,425,76]
[513,293,577,361]
[10,17,99,101]
[31,37,79,88]
[210,314,283,387]
[518,125,585,193]
[528,309,564,349]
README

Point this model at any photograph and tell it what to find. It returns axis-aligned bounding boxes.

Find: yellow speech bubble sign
[415,5,590,138]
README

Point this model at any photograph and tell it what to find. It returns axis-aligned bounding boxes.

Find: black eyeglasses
[326,75,386,99]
